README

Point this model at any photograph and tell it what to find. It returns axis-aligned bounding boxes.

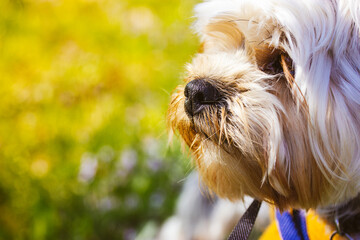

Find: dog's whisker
[228,18,253,23]
[257,35,273,46]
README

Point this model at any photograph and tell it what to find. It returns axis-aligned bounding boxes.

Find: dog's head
[168,0,360,210]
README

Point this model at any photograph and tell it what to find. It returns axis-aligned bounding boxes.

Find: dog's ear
[201,18,254,56]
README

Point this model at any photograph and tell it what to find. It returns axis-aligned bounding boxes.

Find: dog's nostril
[184,79,221,117]
[194,92,205,103]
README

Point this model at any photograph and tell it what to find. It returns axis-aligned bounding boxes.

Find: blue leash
[276,209,310,240]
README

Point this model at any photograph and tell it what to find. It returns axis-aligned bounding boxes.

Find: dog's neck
[316,194,360,238]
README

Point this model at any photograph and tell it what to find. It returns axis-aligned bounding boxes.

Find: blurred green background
[0,0,198,239]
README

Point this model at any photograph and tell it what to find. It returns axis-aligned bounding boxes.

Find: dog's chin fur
[168,0,360,222]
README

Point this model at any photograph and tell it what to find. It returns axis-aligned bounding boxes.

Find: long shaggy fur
[168,0,360,216]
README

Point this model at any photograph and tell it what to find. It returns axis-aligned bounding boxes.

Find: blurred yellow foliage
[0,0,197,239]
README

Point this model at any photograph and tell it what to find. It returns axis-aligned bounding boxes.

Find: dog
[167,0,360,238]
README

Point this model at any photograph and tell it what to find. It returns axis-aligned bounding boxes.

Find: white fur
[193,0,360,205]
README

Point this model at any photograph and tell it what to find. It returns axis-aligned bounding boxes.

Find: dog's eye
[260,55,282,74]
[256,48,294,76]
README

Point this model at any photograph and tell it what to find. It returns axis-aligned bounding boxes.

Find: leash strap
[276,209,310,240]
[227,199,262,240]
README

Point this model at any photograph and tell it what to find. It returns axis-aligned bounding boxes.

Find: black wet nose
[184,79,221,117]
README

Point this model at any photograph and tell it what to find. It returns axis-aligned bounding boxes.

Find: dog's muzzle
[184,79,222,117]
